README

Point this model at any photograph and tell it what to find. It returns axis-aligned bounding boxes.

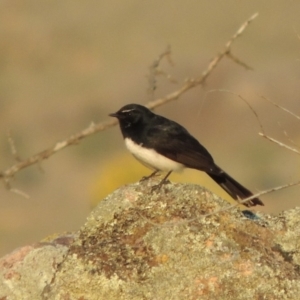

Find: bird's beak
[109,112,119,118]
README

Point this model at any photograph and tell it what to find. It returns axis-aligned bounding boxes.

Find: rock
[1,181,300,299]
[0,234,75,300]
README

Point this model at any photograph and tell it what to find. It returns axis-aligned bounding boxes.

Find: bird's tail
[207,168,263,207]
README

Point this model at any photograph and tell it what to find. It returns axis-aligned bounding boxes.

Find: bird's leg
[151,171,172,192]
[140,170,159,182]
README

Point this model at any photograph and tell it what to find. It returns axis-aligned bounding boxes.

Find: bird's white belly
[125,138,184,172]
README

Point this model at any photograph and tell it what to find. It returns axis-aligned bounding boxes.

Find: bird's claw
[150,179,171,193]
[140,175,151,182]
[139,170,160,183]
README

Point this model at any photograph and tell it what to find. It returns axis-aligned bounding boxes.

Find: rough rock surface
[1,181,300,299]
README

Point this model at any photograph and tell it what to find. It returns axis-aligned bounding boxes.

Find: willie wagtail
[110,104,263,207]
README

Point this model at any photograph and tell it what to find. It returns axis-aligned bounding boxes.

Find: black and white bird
[110,103,263,207]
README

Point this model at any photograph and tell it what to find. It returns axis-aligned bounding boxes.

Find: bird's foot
[139,170,160,183]
[150,178,171,193]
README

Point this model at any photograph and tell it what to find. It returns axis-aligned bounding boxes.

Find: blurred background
[0,0,300,256]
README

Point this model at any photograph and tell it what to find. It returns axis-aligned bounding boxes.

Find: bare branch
[0,13,259,187]
[226,52,253,70]
[7,131,22,162]
[207,91,300,155]
[201,179,300,220]
[146,12,259,110]
[258,132,300,155]
[2,177,30,199]
[237,179,300,205]
[203,89,265,134]
[0,119,117,181]
[262,96,300,121]
[147,45,175,95]
[225,12,259,49]
[212,180,298,219]
[257,96,300,154]
[237,94,265,132]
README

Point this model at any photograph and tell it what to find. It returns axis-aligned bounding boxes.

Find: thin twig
[258,96,300,154]
[2,178,30,199]
[7,131,22,162]
[280,124,299,147]
[226,52,253,70]
[262,96,300,121]
[237,180,300,205]
[204,90,300,155]
[147,12,259,110]
[203,89,265,133]
[200,179,300,221]
[258,133,300,155]
[147,45,175,95]
[0,119,117,180]
[0,13,259,188]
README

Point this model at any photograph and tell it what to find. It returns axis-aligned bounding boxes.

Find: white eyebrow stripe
[121,109,134,113]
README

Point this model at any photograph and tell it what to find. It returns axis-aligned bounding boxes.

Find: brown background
[0,0,300,256]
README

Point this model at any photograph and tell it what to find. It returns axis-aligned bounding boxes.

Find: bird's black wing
[143,117,221,174]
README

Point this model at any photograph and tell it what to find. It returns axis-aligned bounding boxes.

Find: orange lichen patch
[148,254,169,267]
[0,245,33,269]
[204,235,216,248]
[156,254,169,264]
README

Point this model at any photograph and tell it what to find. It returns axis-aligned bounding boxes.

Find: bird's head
[109,104,153,129]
